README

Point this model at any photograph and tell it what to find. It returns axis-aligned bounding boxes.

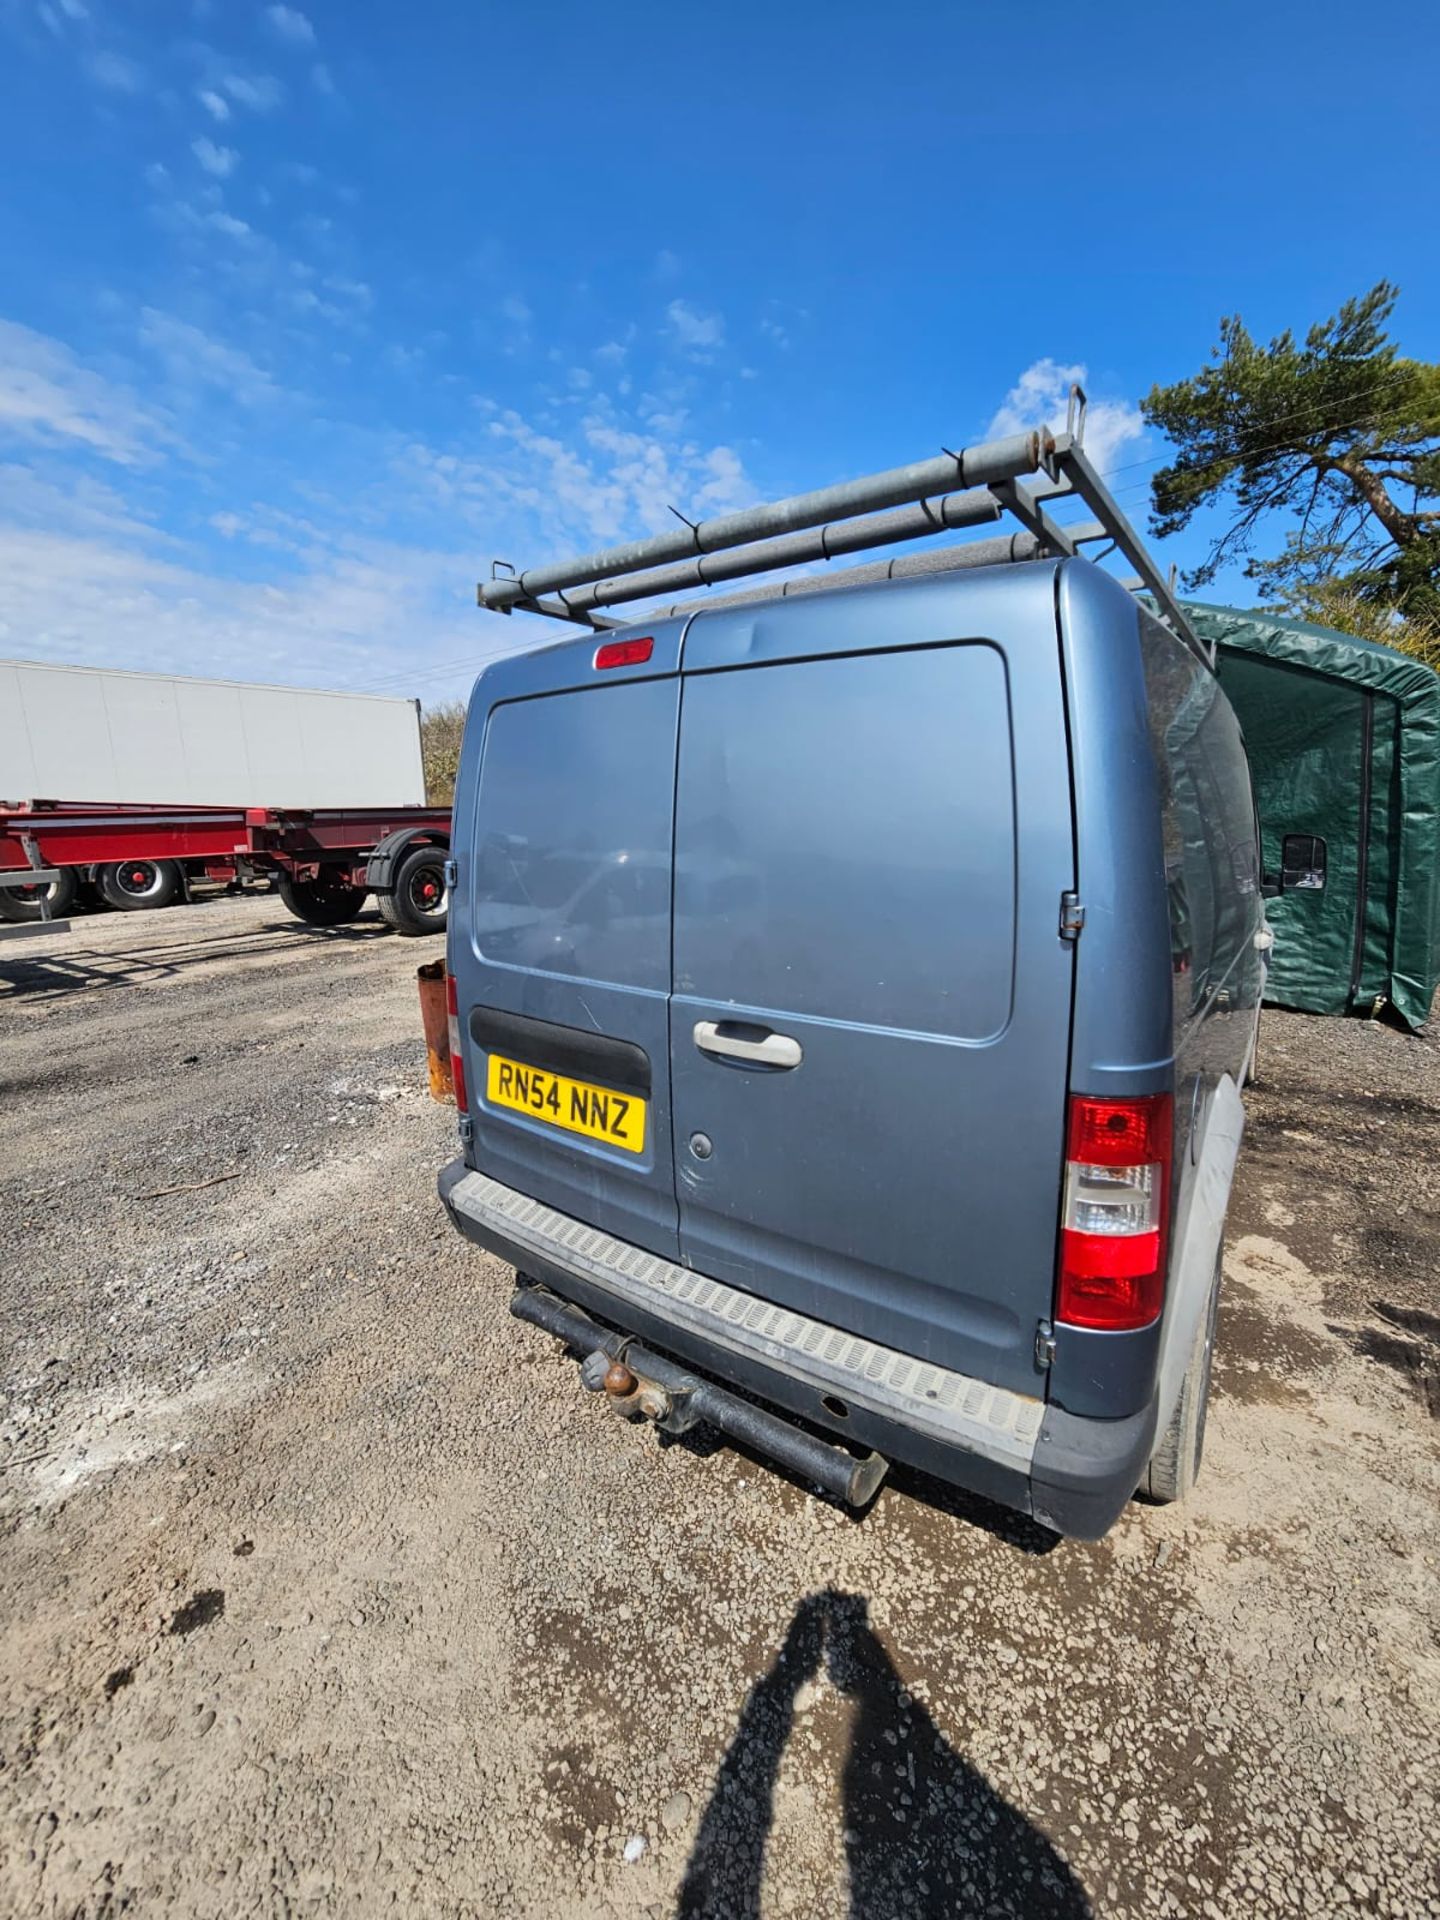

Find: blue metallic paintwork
[447,616,690,1262]
[672,568,1075,1397]
[1047,577,1261,1421]
[446,557,1259,1525]
[1054,565,1176,1095]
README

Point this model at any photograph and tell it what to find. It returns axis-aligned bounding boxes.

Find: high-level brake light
[1057,1093,1173,1331]
[593,636,654,670]
[446,973,468,1114]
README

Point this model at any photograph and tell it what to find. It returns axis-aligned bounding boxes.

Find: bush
[420,700,466,804]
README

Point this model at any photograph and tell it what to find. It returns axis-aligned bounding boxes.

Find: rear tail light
[445,973,468,1114]
[1057,1093,1173,1330]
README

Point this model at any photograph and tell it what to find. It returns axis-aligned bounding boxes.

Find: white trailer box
[0,661,427,809]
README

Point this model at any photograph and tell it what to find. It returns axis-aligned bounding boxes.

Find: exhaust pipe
[511,1284,888,1510]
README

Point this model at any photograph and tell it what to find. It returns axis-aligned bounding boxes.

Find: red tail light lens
[1057,1092,1173,1330]
[594,636,654,670]
[445,973,468,1114]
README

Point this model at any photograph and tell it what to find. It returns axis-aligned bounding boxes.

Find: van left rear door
[450,622,685,1262]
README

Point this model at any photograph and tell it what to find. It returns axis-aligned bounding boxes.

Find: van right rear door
[668,568,1076,1398]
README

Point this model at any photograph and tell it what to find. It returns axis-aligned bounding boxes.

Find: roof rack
[479,386,1209,665]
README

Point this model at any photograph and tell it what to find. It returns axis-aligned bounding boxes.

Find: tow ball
[579,1349,698,1432]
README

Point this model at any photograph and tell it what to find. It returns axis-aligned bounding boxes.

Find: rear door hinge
[1035,1319,1057,1370]
[1059,892,1085,941]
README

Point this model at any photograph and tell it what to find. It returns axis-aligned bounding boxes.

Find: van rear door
[453,621,685,1261]
[669,570,1075,1397]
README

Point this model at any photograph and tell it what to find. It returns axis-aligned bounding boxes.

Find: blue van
[439,420,1265,1538]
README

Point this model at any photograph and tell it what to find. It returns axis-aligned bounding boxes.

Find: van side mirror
[1279,832,1327,892]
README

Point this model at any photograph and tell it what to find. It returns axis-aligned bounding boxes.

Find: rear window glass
[472,680,676,991]
[673,643,1016,1040]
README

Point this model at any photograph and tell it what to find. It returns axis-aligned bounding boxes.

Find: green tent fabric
[1183,602,1440,1030]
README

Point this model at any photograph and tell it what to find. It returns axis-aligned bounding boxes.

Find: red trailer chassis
[0,800,452,940]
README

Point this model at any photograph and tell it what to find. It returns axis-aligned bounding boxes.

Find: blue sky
[1,1,1436,705]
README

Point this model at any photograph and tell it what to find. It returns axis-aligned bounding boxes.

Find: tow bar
[510,1283,888,1510]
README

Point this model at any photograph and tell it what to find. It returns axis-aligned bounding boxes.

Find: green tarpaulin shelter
[1184,603,1440,1030]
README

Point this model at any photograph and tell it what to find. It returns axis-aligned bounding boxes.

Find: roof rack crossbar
[478,429,1048,611]
[646,531,1044,622]
[478,397,1208,663]
[528,485,1004,619]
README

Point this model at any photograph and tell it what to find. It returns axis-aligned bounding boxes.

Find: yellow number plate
[485,1053,646,1155]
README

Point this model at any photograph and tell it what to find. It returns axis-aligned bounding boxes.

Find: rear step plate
[446,1168,1045,1473]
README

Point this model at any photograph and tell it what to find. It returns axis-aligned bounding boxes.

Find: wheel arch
[365,825,450,895]
[1155,1074,1244,1438]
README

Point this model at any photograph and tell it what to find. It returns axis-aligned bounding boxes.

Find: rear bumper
[439,1157,1157,1539]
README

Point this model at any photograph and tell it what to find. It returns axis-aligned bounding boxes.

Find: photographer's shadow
[677,1588,1091,1919]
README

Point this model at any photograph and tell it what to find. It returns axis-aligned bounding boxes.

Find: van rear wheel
[1143,1247,1221,1504]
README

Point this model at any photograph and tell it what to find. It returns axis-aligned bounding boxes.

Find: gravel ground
[2,894,1437,1920]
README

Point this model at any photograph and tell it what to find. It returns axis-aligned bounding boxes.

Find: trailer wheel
[377,844,449,936]
[98,859,182,912]
[0,866,80,922]
[276,872,369,927]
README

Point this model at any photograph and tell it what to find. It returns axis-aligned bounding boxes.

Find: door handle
[693,1020,803,1069]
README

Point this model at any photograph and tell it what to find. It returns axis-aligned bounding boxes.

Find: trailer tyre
[377,844,449,936]
[1143,1247,1221,1505]
[98,859,182,912]
[276,872,369,927]
[0,865,80,922]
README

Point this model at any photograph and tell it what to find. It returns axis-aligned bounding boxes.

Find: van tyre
[1144,1248,1221,1504]
[276,872,369,926]
[0,865,79,922]
[98,859,182,912]
[377,844,449,936]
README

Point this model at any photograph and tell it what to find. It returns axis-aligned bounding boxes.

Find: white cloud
[85,50,144,92]
[0,463,168,547]
[221,71,283,112]
[197,88,231,121]
[0,321,171,467]
[666,299,725,354]
[0,522,510,698]
[325,275,372,312]
[421,405,755,553]
[988,357,1144,475]
[0,325,757,698]
[311,62,336,96]
[265,4,315,44]
[192,137,239,178]
[136,310,281,407]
